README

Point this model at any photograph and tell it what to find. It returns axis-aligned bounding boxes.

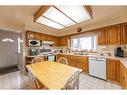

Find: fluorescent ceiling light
[56,6,90,23]
[36,16,65,29]
[43,7,75,27]
[35,6,91,29]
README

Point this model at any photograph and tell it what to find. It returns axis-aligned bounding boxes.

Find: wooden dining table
[26,61,82,90]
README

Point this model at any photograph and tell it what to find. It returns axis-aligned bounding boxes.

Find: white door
[0,30,20,68]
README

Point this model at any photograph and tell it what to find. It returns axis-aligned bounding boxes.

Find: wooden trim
[34,6,51,21]
[53,6,77,24]
[35,22,61,30]
[67,22,127,37]
[43,16,66,28]
[26,30,58,37]
[83,6,93,19]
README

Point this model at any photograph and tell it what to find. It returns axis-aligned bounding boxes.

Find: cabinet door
[56,54,62,61]
[107,25,120,45]
[106,59,120,84]
[64,36,69,46]
[73,56,78,68]
[120,63,127,89]
[98,28,107,45]
[78,56,88,73]
[53,37,59,46]
[66,55,71,66]
[58,36,69,46]
[34,32,41,39]
[121,23,127,44]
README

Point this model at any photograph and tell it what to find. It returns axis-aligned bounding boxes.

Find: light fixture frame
[34,5,92,30]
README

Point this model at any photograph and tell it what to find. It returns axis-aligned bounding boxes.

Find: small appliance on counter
[28,48,39,56]
[114,47,124,58]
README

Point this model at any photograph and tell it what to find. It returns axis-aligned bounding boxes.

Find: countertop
[58,53,127,69]
[26,53,127,69]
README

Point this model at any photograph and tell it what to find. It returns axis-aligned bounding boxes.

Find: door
[78,56,88,73]
[121,23,127,44]
[107,25,120,45]
[0,30,20,69]
[120,63,127,89]
[106,59,120,84]
[98,28,107,45]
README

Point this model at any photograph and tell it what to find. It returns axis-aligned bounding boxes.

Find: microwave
[28,39,41,47]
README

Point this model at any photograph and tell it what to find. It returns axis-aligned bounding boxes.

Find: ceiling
[35,6,91,29]
[0,6,127,36]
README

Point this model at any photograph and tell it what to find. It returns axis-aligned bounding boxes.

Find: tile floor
[0,71,122,89]
[79,73,121,89]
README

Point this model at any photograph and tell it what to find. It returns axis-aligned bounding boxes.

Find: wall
[57,11,127,36]
[97,45,127,57]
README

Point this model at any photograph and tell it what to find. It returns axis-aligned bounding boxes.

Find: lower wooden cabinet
[106,59,120,84]
[57,54,127,89]
[56,54,88,73]
[77,56,89,73]
[120,63,127,89]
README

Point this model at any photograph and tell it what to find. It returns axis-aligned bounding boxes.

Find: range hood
[42,41,54,45]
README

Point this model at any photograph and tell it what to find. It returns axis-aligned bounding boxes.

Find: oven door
[29,40,41,47]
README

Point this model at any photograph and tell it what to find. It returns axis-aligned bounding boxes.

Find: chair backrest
[26,67,40,89]
[63,71,80,90]
[32,56,44,64]
[57,57,68,65]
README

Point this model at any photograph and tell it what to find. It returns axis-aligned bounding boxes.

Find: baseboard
[0,64,18,70]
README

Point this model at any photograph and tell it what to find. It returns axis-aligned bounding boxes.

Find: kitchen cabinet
[120,23,127,44]
[107,25,120,45]
[77,56,89,73]
[98,24,120,45]
[56,54,88,73]
[106,59,120,84]
[26,31,59,46]
[25,56,46,65]
[120,63,127,89]
[98,28,107,45]
[58,36,70,46]
[56,54,62,61]
[26,31,41,40]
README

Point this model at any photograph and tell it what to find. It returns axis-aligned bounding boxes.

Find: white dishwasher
[89,57,106,80]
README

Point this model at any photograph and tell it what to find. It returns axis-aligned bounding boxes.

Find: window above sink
[71,34,97,51]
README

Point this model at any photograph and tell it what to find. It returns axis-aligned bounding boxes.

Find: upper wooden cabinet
[120,23,127,44]
[98,24,120,45]
[107,25,120,45]
[98,28,107,45]
[58,36,70,46]
[106,59,120,84]
[26,31,59,46]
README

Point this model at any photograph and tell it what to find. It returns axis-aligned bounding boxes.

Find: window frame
[71,34,97,50]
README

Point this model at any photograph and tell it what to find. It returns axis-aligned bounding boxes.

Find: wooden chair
[57,57,68,65]
[26,67,41,89]
[32,56,44,64]
[63,71,80,90]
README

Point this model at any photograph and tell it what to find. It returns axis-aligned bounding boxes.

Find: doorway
[0,29,22,74]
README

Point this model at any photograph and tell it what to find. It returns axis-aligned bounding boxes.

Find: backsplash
[25,44,127,58]
[97,45,127,57]
[53,45,127,57]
